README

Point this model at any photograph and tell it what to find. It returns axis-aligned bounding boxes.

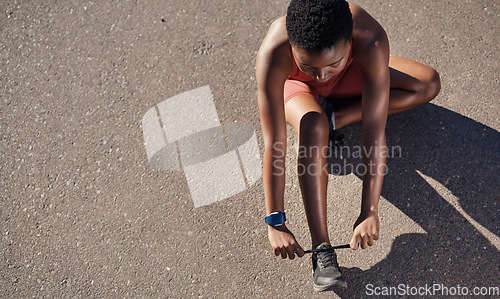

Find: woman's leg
[334,56,441,129]
[285,93,330,248]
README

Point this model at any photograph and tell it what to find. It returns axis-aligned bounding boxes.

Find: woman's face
[291,39,351,82]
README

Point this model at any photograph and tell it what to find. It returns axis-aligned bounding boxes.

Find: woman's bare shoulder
[257,16,292,75]
[351,4,386,39]
[349,3,388,59]
[258,16,290,56]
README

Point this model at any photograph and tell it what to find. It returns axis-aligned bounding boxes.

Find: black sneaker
[329,129,345,148]
[312,243,347,292]
[318,96,345,149]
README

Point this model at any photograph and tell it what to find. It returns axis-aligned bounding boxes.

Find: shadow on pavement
[325,103,499,297]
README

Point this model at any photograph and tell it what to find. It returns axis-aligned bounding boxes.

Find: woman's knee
[418,68,441,104]
[298,112,329,145]
[389,57,441,105]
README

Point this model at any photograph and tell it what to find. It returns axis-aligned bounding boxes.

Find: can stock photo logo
[141,86,262,207]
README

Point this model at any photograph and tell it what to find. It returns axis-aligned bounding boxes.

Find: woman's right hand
[268,224,304,259]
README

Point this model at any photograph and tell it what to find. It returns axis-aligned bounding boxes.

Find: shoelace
[317,248,339,269]
[304,244,350,253]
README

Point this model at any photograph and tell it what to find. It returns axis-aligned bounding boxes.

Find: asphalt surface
[1,0,499,298]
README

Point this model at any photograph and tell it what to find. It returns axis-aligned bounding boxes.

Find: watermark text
[365,283,499,296]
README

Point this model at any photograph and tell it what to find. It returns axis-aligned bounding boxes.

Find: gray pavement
[1,0,499,298]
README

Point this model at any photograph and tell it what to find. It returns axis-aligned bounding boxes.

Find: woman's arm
[350,4,390,249]
[256,17,304,259]
[256,17,290,216]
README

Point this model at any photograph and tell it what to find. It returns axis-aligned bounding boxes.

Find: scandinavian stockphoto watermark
[141,86,262,208]
[365,283,499,297]
[272,141,402,176]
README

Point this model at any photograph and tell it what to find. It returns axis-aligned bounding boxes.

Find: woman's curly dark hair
[286,0,353,51]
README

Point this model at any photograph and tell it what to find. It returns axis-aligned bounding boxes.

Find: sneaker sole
[313,280,348,292]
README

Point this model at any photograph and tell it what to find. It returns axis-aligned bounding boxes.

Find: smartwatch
[265,212,286,227]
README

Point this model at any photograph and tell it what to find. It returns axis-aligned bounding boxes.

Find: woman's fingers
[360,234,369,249]
[293,243,305,257]
[366,234,374,247]
[287,245,296,260]
[273,243,304,259]
[350,234,362,250]
[351,232,376,250]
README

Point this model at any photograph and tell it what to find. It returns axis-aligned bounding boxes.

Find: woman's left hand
[350,211,380,250]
